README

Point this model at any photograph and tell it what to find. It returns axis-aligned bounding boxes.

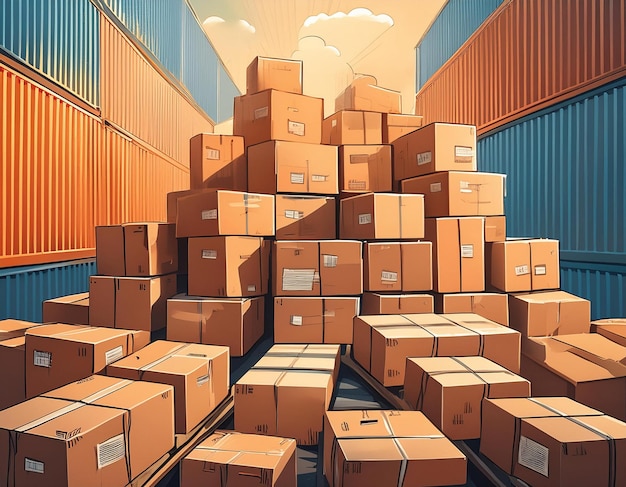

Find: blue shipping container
[218,62,240,122]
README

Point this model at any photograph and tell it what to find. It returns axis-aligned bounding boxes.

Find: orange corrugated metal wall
[415,0,626,134]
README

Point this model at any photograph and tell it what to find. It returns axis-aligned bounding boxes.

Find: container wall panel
[0,0,100,106]
[415,0,626,134]
[0,259,95,322]
[218,62,240,122]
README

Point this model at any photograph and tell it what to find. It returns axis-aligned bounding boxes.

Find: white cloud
[303,8,393,29]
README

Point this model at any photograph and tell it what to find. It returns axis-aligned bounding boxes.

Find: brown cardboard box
[180,431,297,487]
[392,122,477,184]
[89,274,177,331]
[0,320,37,410]
[275,195,336,240]
[592,318,626,346]
[247,140,338,194]
[42,293,90,325]
[323,409,467,487]
[273,297,359,344]
[338,145,392,193]
[435,293,509,326]
[176,190,275,238]
[382,113,423,143]
[106,341,229,434]
[96,222,178,277]
[25,324,150,398]
[335,75,402,114]
[426,217,485,293]
[404,356,530,439]
[188,236,269,297]
[42,375,175,480]
[167,295,264,357]
[167,189,211,223]
[485,215,506,242]
[489,238,560,292]
[189,134,247,191]
[363,241,432,292]
[253,344,340,382]
[340,193,425,240]
[272,240,362,296]
[322,110,382,145]
[360,293,434,315]
[246,56,303,95]
[509,291,591,337]
[480,397,626,487]
[234,90,323,147]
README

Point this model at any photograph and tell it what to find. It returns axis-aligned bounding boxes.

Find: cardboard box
[480,397,626,487]
[338,145,392,193]
[402,171,506,217]
[392,122,477,183]
[404,356,530,439]
[234,90,323,147]
[272,240,362,296]
[592,318,626,346]
[42,375,175,480]
[363,241,432,292]
[176,190,275,238]
[488,238,560,292]
[247,140,338,194]
[166,294,264,357]
[335,75,402,114]
[106,341,230,434]
[25,324,150,398]
[485,215,506,242]
[382,113,423,143]
[246,56,303,95]
[426,217,485,293]
[435,293,509,326]
[273,297,360,344]
[189,134,247,191]
[509,291,591,337]
[188,236,270,297]
[96,222,178,277]
[42,293,90,325]
[0,319,37,410]
[253,344,340,382]
[322,110,382,145]
[360,293,434,315]
[275,195,336,240]
[323,410,467,487]
[180,431,297,487]
[167,189,210,223]
[340,193,424,240]
[89,274,177,331]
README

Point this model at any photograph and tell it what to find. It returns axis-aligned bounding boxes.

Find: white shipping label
[358,213,372,225]
[290,315,303,326]
[290,172,305,184]
[105,346,124,365]
[348,180,367,190]
[285,210,304,220]
[430,182,442,193]
[416,151,432,165]
[247,285,257,292]
[518,436,549,477]
[34,351,52,368]
[381,271,398,282]
[331,119,337,128]
[201,209,218,220]
[455,146,475,160]
[24,459,44,474]
[323,255,338,267]
[460,181,473,193]
[196,375,210,386]
[515,265,530,276]
[311,174,328,182]
[202,250,217,259]
[461,245,474,258]
[282,269,316,291]
[206,148,220,160]
[254,107,268,119]
[288,121,305,136]
[97,434,126,469]
[534,265,547,276]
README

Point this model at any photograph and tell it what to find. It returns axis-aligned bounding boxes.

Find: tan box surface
[435,293,509,326]
[274,195,336,240]
[361,293,434,315]
[42,293,90,325]
[363,241,432,292]
[338,145,392,193]
[246,56,303,95]
[322,110,382,145]
[335,76,402,114]
[0,319,37,410]
[382,113,423,143]
[189,134,247,191]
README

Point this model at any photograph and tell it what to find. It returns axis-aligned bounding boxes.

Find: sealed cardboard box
[509,291,591,337]
[338,145,392,193]
[189,134,247,191]
[402,171,506,217]
[435,292,509,326]
[96,222,178,277]
[42,375,175,480]
[404,356,530,439]
[0,319,37,410]
[273,297,359,344]
[167,189,210,223]
[592,318,626,346]
[167,294,264,357]
[234,89,323,147]
[106,341,229,434]
[272,240,362,296]
[335,75,402,114]
[176,190,275,238]
[188,236,269,297]
[426,217,485,293]
[246,56,303,95]
[361,293,434,315]
[382,113,424,143]
[392,122,477,183]
[488,238,560,292]
[322,110,382,145]
[275,195,336,240]
[247,140,338,194]
[42,293,90,325]
[25,324,150,398]
[89,274,177,331]
[485,215,506,242]
[323,409,467,487]
[253,344,340,382]
[180,431,297,487]
[340,193,424,240]
[363,241,432,292]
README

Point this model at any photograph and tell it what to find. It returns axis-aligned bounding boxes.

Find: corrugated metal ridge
[0,259,96,278]
[413,1,451,49]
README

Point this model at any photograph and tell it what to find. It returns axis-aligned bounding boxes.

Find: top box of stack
[335,75,401,114]
[246,56,303,95]
[189,134,247,192]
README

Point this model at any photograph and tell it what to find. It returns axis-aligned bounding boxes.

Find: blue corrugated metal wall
[415,0,503,91]
[479,77,626,319]
[218,62,239,122]
[0,0,100,105]
[0,259,95,322]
